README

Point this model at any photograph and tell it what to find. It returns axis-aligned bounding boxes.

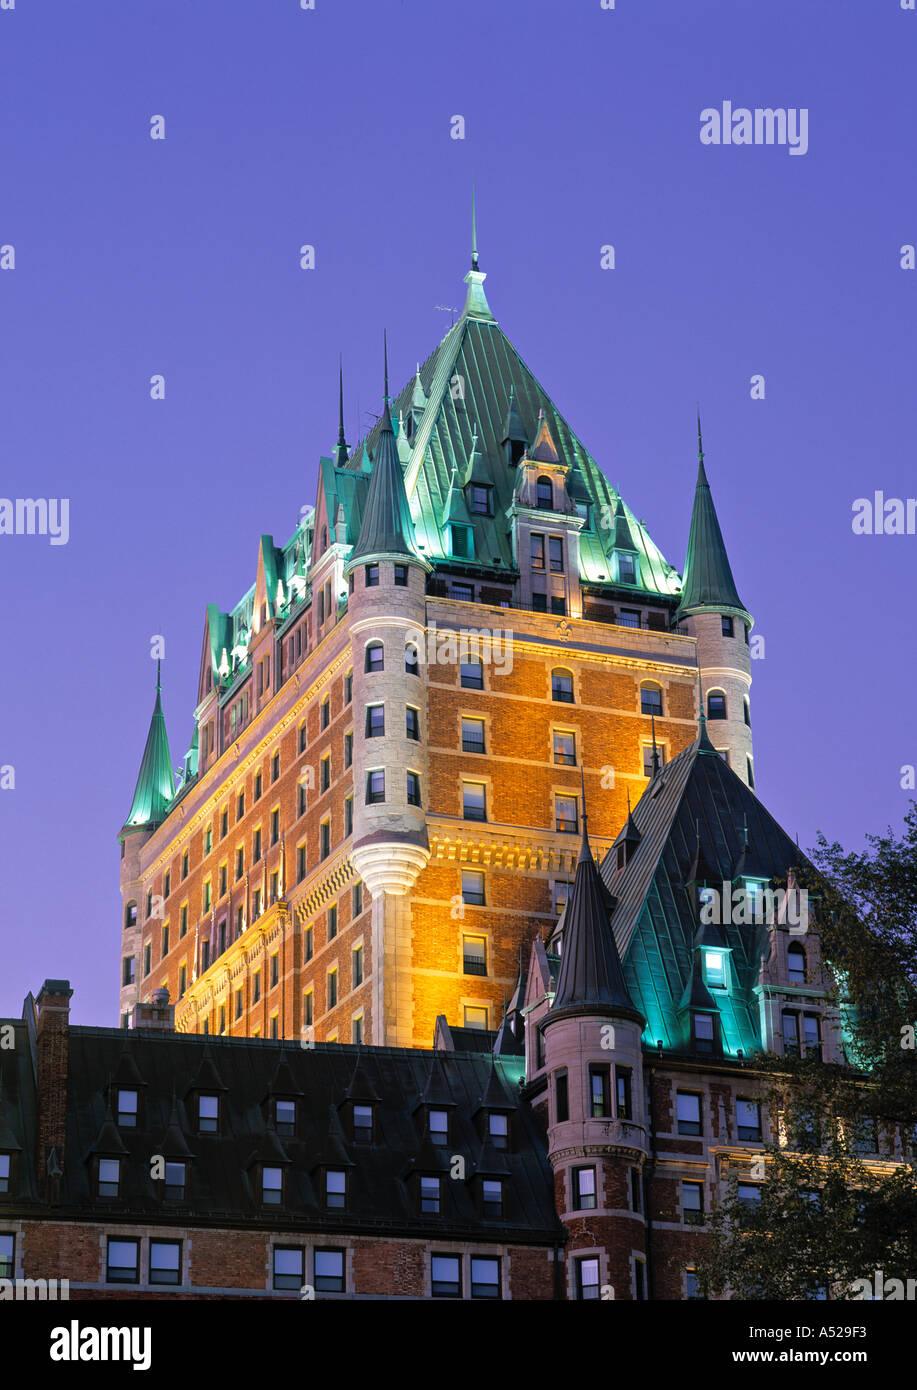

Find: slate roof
[0,1027,561,1244]
[678,448,748,619]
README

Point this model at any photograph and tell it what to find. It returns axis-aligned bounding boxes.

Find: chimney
[132,986,175,1032]
[35,979,72,1198]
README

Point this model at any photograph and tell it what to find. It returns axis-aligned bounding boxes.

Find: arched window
[405,642,419,676]
[787,943,806,985]
[125,901,137,929]
[365,642,384,673]
[707,690,727,720]
[536,477,553,510]
[640,682,663,717]
[551,668,574,703]
[743,697,751,728]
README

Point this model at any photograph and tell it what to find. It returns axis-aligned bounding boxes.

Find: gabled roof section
[121,664,175,836]
[600,725,807,1056]
[678,423,748,618]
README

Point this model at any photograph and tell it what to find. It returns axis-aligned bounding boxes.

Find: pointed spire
[333,357,349,466]
[462,190,494,321]
[678,419,748,618]
[650,716,661,779]
[548,770,642,1024]
[122,665,175,833]
[346,338,428,571]
[412,362,427,413]
[528,408,560,464]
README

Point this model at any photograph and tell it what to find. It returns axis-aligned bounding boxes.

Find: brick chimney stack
[35,979,72,1197]
[132,986,175,1032]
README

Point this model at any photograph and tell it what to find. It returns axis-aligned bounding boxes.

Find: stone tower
[540,783,650,1299]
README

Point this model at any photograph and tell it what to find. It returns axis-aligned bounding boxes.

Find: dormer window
[692,1012,717,1054]
[98,1158,121,1198]
[482,1179,503,1218]
[420,1176,441,1214]
[0,1153,11,1193]
[164,1161,186,1200]
[429,1109,449,1145]
[450,524,473,559]
[788,942,806,985]
[275,1099,296,1136]
[703,951,727,990]
[116,1088,139,1128]
[536,477,553,510]
[469,485,491,516]
[353,1105,373,1143]
[488,1113,508,1151]
[262,1166,284,1206]
[325,1169,347,1209]
[617,552,637,585]
[198,1095,219,1134]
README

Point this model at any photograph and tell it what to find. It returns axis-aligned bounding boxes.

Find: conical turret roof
[678,426,748,617]
[121,663,175,834]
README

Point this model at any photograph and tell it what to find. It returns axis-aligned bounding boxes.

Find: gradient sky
[1,0,914,1024]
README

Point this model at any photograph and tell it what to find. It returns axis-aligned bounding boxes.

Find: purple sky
[1,0,915,1025]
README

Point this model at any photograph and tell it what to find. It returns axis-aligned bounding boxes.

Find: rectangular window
[149,1240,181,1286]
[271,809,280,845]
[462,869,485,906]
[270,954,279,988]
[297,845,307,883]
[783,1011,800,1056]
[262,1166,283,1205]
[554,879,572,914]
[531,533,545,570]
[803,1014,822,1060]
[328,969,337,1008]
[116,1089,138,1128]
[344,731,353,767]
[589,1066,611,1118]
[0,1154,10,1194]
[573,1166,596,1210]
[618,553,636,584]
[236,792,244,822]
[553,730,576,766]
[275,1102,295,1138]
[406,707,420,741]
[721,615,734,637]
[470,1256,501,1300]
[253,969,261,1003]
[303,926,314,963]
[482,1179,503,1218]
[220,809,228,838]
[236,848,244,880]
[548,536,564,573]
[366,770,385,804]
[344,795,353,835]
[642,744,666,777]
[325,1169,346,1209]
[462,782,486,821]
[576,1256,601,1301]
[634,1258,647,1300]
[235,988,243,1020]
[555,795,578,834]
[143,943,151,977]
[164,1161,185,1200]
[463,935,487,977]
[407,771,421,806]
[737,1098,762,1142]
[98,1157,121,1197]
[365,564,380,587]
[631,1167,642,1213]
[394,563,408,586]
[106,1238,139,1284]
[0,1234,13,1279]
[352,1014,363,1044]
[432,1253,461,1298]
[430,1110,449,1145]
[299,724,308,753]
[352,944,363,987]
[178,964,186,998]
[314,1249,344,1293]
[556,1071,569,1122]
[219,864,227,897]
[463,1005,488,1030]
[298,782,307,817]
[420,1175,441,1214]
[461,717,485,753]
[451,581,474,602]
[366,705,385,737]
[616,1067,632,1119]
[328,903,338,940]
[489,1113,508,1150]
[253,829,262,863]
[320,757,331,794]
[471,485,490,515]
[676,1091,701,1136]
[321,699,330,730]
[304,989,313,1025]
[254,772,263,801]
[320,820,330,859]
[460,659,484,690]
[273,1247,304,1292]
[682,1180,705,1225]
[164,869,171,898]
[353,882,363,916]
[619,608,640,628]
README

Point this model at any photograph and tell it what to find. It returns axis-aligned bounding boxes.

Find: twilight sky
[1,0,914,1024]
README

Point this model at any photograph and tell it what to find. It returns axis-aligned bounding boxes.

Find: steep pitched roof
[344,262,680,597]
[678,429,748,617]
[121,664,175,834]
[548,794,642,1025]
[601,726,806,1056]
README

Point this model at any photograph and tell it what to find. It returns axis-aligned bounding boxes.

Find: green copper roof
[346,272,681,597]
[121,666,175,834]
[678,427,748,617]
[346,348,427,570]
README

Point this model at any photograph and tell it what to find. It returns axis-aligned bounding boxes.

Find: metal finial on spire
[381,331,393,431]
[338,357,346,445]
[696,406,704,462]
[651,715,661,779]
[626,789,632,814]
[156,658,162,692]
[471,184,478,270]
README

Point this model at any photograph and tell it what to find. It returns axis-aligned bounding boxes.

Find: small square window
[460,659,484,690]
[462,869,485,906]
[432,1253,461,1297]
[149,1239,181,1286]
[463,1005,488,1031]
[314,1248,344,1292]
[273,1246,304,1291]
[470,1255,501,1299]
[106,1238,139,1284]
